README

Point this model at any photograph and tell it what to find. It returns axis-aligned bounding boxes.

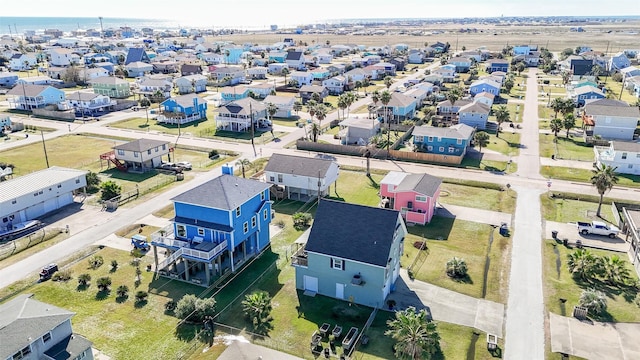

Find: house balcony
[594,146,614,162]
[291,247,308,267]
[401,207,428,225]
[157,112,202,124]
[151,225,229,262]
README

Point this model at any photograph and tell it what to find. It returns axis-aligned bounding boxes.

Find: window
[155,146,159,152]
[629,164,633,169]
[57,184,62,188]
[622,152,628,160]
[176,224,186,237]
[252,216,257,228]
[457,139,463,145]
[269,176,275,182]
[427,136,433,142]
[243,222,249,233]
[235,207,241,217]
[197,228,204,236]
[11,200,16,204]
[277,174,283,183]
[448,147,455,153]
[416,195,427,202]
[75,351,87,360]
[117,149,125,156]
[427,146,433,151]
[261,191,265,201]
[263,209,268,220]
[331,258,344,270]
[12,345,31,359]
[162,144,166,150]
[147,149,152,155]
[636,154,640,158]
[43,332,52,343]
[75,179,80,184]
[439,147,444,152]
[134,151,139,158]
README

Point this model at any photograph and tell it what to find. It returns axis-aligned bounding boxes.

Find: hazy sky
[3,0,639,27]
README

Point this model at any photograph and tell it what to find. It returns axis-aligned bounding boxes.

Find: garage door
[43,197,57,214]
[58,192,73,207]
[25,202,45,220]
[303,275,318,293]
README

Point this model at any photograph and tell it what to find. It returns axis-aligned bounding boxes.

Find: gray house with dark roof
[285,51,306,70]
[0,294,93,360]
[106,138,172,172]
[264,153,339,200]
[150,174,272,286]
[292,199,407,308]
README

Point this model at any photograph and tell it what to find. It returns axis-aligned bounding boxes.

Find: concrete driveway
[545,221,629,252]
[435,203,512,227]
[550,313,640,359]
[387,269,505,337]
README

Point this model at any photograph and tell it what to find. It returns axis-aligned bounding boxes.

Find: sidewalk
[387,269,505,337]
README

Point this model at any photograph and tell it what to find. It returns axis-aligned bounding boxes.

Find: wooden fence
[32,109,75,121]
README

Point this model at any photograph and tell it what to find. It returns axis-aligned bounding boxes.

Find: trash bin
[552,230,558,239]
[563,239,568,246]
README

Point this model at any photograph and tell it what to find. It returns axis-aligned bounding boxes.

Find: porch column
[216,256,222,276]
[243,241,247,259]
[229,249,235,272]
[153,245,158,270]
[205,261,211,285]
[184,259,190,281]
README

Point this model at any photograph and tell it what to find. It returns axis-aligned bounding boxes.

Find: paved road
[504,68,546,359]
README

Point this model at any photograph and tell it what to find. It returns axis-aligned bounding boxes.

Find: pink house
[380,171,442,225]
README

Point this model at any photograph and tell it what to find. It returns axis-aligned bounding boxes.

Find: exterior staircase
[157,248,184,272]
[100,151,127,171]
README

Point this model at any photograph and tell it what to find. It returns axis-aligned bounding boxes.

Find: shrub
[445,257,468,278]
[275,219,286,229]
[111,260,118,270]
[116,285,129,299]
[135,291,148,302]
[579,288,607,315]
[97,277,112,292]
[52,270,72,282]
[208,149,219,159]
[100,180,122,201]
[165,300,177,312]
[78,273,91,286]
[88,255,104,269]
[292,212,312,229]
[175,294,216,322]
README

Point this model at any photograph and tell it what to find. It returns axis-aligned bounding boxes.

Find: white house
[136,78,172,98]
[338,116,380,145]
[322,76,346,95]
[265,153,339,200]
[267,63,288,75]
[594,141,640,175]
[263,95,295,118]
[290,71,313,87]
[0,294,94,360]
[61,91,116,114]
[285,51,306,70]
[583,99,640,140]
[110,138,172,172]
[8,53,37,70]
[174,74,208,94]
[49,48,81,66]
[246,66,268,79]
[0,166,87,226]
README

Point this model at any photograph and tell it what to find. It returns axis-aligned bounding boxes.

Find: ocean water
[0,16,187,35]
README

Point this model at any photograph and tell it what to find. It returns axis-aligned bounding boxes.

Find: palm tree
[236,159,251,178]
[293,101,302,117]
[563,114,576,138]
[550,118,563,137]
[567,248,599,280]
[445,257,468,278]
[241,290,273,334]
[579,288,607,315]
[474,131,490,152]
[345,92,357,118]
[446,86,463,107]
[494,105,510,137]
[78,273,91,286]
[310,123,320,142]
[139,97,151,125]
[337,94,348,120]
[380,90,392,154]
[281,67,290,86]
[116,285,129,299]
[591,164,619,217]
[384,76,394,89]
[97,277,112,292]
[371,90,380,117]
[266,102,277,123]
[306,99,318,122]
[385,306,441,360]
[550,97,564,119]
[561,98,576,119]
[600,255,630,286]
[314,104,328,129]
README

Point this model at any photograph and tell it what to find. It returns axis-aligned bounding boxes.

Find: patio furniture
[332,324,343,339]
[311,331,322,348]
[342,327,359,351]
[487,334,498,350]
[319,322,331,337]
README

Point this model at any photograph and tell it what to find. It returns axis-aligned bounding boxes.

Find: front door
[335,283,345,299]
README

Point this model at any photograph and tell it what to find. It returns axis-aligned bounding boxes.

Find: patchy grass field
[401,217,511,303]
[543,240,640,322]
[485,131,521,157]
[541,166,640,188]
[440,182,516,214]
[540,193,617,224]
[539,133,595,161]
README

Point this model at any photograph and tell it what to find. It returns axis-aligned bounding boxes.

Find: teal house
[90,76,131,98]
[292,199,407,308]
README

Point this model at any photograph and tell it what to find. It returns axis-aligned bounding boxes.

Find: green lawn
[540,194,616,223]
[440,182,516,214]
[599,78,637,104]
[541,166,640,188]
[485,131,521,157]
[109,117,282,144]
[460,157,517,175]
[543,241,640,322]
[8,247,203,359]
[401,217,511,303]
[539,133,595,161]
[272,117,301,127]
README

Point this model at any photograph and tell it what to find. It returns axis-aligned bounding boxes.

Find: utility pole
[41,130,50,168]
[98,17,104,39]
[249,102,257,157]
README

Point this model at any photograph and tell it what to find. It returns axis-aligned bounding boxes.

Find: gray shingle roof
[586,104,639,118]
[612,141,640,152]
[216,97,266,115]
[286,51,303,61]
[459,102,490,114]
[113,138,169,152]
[304,199,401,267]
[44,334,93,360]
[0,294,75,358]
[265,154,335,178]
[413,123,475,140]
[171,174,270,210]
[66,91,100,101]
[395,173,442,197]
[7,84,50,96]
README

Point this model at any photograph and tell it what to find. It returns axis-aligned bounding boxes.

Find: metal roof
[0,166,87,204]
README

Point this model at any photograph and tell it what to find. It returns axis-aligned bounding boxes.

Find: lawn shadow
[175,322,199,342]
[100,168,159,182]
[116,295,128,303]
[367,175,380,190]
[134,299,148,308]
[295,290,372,337]
[406,216,454,241]
[272,199,314,215]
[95,290,110,300]
[76,283,89,292]
[448,273,474,284]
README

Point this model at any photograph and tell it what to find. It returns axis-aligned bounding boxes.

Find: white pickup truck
[576,221,620,238]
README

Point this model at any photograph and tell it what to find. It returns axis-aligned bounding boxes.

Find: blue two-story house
[486,59,509,73]
[292,199,407,308]
[158,94,208,125]
[150,173,272,286]
[412,123,475,156]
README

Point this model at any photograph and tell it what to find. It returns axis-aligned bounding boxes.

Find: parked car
[39,263,59,281]
[131,234,150,251]
[176,161,192,170]
[576,221,619,238]
[158,162,183,173]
